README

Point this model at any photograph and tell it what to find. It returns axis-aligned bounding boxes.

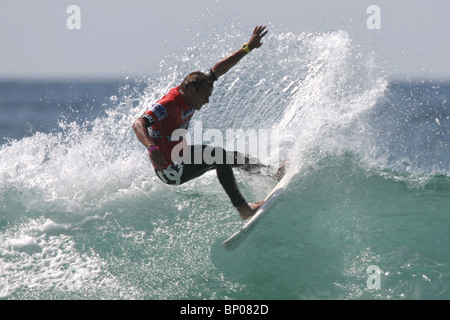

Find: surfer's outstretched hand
[247,25,268,50]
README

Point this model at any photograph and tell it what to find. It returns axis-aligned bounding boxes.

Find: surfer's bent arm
[211,25,268,79]
[132,118,154,148]
[132,118,167,171]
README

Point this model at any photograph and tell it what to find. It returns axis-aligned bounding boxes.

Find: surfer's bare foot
[273,159,288,180]
[237,201,265,220]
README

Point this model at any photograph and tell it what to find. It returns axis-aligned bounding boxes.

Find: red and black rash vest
[140,86,195,168]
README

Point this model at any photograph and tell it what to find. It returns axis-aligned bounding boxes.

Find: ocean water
[1,30,449,300]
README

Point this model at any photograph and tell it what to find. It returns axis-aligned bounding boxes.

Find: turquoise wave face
[213,153,450,299]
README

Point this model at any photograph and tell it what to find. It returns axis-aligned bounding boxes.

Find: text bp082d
[180,304,269,317]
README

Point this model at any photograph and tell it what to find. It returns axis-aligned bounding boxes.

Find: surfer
[133,26,268,220]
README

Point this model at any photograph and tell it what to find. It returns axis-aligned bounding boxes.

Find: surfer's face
[186,84,213,110]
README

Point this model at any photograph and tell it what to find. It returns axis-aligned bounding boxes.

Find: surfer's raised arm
[210,25,268,79]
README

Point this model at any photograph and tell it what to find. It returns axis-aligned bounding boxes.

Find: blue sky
[1,0,449,80]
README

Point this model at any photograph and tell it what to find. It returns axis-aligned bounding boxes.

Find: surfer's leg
[161,145,262,220]
[226,151,267,174]
[215,158,246,207]
[211,147,266,219]
[194,145,248,207]
[182,145,263,219]
[215,161,265,220]
[226,150,286,181]
[154,145,214,185]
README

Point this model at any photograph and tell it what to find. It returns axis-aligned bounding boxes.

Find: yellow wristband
[242,43,251,53]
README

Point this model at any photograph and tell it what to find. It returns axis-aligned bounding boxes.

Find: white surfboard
[222,173,291,251]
